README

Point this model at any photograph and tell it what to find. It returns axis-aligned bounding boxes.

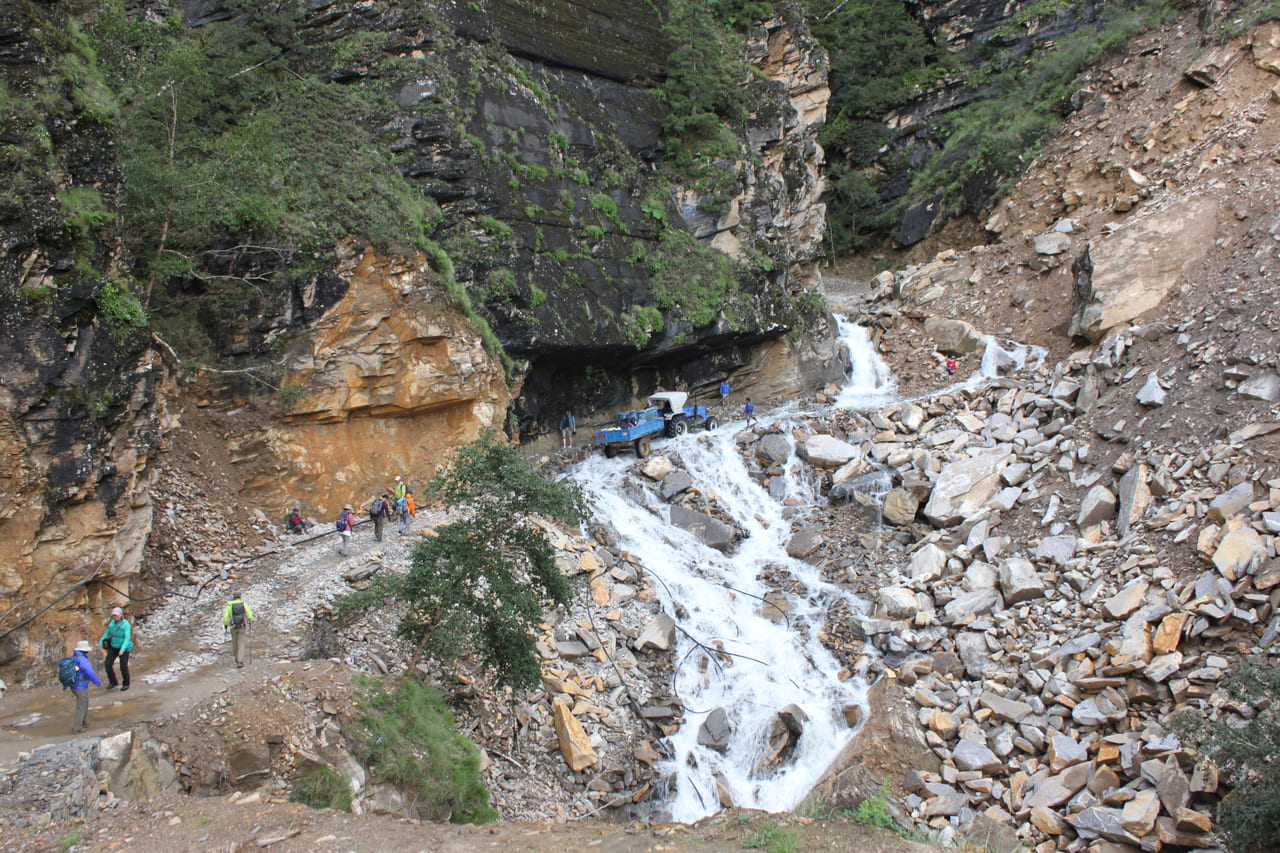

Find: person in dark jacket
[99,606,133,691]
[559,412,577,450]
[68,640,103,733]
[370,494,391,542]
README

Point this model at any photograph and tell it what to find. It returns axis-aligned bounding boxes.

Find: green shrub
[292,765,353,811]
[852,784,894,829]
[58,187,113,236]
[353,678,496,823]
[98,280,148,328]
[744,822,798,853]
[590,193,619,220]
[1170,659,1280,853]
[277,381,308,413]
[621,305,664,348]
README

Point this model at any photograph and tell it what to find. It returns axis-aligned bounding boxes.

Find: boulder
[641,456,673,480]
[669,505,735,550]
[1036,535,1077,566]
[1212,526,1266,580]
[878,586,920,620]
[660,469,693,500]
[552,697,597,771]
[1136,373,1166,407]
[908,544,948,583]
[881,488,919,526]
[1208,482,1255,522]
[634,614,676,652]
[1069,197,1218,342]
[697,707,733,752]
[786,529,824,559]
[943,588,1003,623]
[1034,232,1071,255]
[1078,485,1117,529]
[1102,580,1150,620]
[1238,371,1280,403]
[952,738,1001,773]
[1116,463,1151,535]
[998,557,1045,604]
[924,448,1014,527]
[799,434,860,468]
[924,316,988,355]
[756,434,792,466]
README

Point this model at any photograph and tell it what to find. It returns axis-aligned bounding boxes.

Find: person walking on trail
[559,411,577,450]
[336,505,355,555]
[286,507,309,534]
[222,594,254,668]
[63,640,102,733]
[405,488,416,519]
[719,378,731,406]
[391,476,407,502]
[744,397,758,427]
[395,491,412,536]
[99,606,133,691]
[370,494,391,542]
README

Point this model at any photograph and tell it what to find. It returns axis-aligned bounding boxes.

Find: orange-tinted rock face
[250,243,509,512]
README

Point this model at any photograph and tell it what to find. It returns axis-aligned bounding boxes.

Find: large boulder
[1069,197,1218,342]
[923,448,1013,527]
[799,434,861,468]
[924,316,988,355]
[669,505,735,550]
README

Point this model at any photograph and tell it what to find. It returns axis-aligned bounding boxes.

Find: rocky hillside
[0,0,839,670]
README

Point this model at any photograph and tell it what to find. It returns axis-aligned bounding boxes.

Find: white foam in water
[569,317,1045,820]
[833,315,896,410]
[574,427,869,822]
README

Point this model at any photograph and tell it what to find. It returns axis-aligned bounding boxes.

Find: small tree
[349,430,586,687]
[1168,659,1280,853]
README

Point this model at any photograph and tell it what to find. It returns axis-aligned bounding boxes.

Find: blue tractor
[595,392,718,458]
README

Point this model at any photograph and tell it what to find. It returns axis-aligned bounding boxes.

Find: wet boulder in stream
[697,707,733,752]
[799,434,861,468]
[669,505,735,550]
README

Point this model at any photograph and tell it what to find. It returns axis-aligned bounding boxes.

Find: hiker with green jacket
[222,594,254,668]
[99,606,133,691]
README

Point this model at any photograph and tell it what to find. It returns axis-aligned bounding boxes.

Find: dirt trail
[0,511,439,772]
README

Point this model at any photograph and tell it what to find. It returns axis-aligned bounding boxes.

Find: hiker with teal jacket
[64,640,102,734]
[99,606,133,691]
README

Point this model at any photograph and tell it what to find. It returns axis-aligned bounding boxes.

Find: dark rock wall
[0,0,175,677]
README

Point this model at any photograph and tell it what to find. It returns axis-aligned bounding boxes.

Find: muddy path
[0,512,440,771]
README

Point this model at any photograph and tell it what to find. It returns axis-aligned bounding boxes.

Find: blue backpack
[57,656,79,688]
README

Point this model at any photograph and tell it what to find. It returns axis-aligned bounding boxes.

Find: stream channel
[571,320,895,822]
[571,318,1045,822]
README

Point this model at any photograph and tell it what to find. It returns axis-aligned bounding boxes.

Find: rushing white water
[833,315,896,410]
[570,319,907,822]
[575,427,868,821]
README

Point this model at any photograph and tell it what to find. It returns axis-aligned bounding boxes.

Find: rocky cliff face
[0,0,176,673]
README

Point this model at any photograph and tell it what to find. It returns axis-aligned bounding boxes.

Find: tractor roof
[648,391,687,410]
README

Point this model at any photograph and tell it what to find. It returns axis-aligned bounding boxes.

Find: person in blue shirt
[99,606,133,691]
[559,411,577,450]
[719,378,731,406]
[67,640,103,733]
[744,397,758,427]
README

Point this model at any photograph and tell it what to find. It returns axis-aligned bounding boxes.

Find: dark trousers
[104,647,130,688]
[373,515,385,541]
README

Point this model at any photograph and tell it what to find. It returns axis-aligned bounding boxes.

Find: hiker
[391,475,408,502]
[744,397,758,427]
[99,606,133,691]
[559,411,576,450]
[396,490,412,536]
[945,356,958,375]
[405,488,417,519]
[62,640,102,733]
[370,493,391,542]
[286,507,309,534]
[222,593,254,668]
[719,377,731,405]
[336,505,355,555]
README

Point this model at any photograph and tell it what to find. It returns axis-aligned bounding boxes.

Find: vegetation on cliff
[803,0,1174,251]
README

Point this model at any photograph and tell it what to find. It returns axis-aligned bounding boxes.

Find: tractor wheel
[704,417,719,431]
[604,444,618,458]
[667,417,688,438]
[634,437,651,458]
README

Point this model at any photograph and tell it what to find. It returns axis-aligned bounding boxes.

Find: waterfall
[571,319,903,822]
